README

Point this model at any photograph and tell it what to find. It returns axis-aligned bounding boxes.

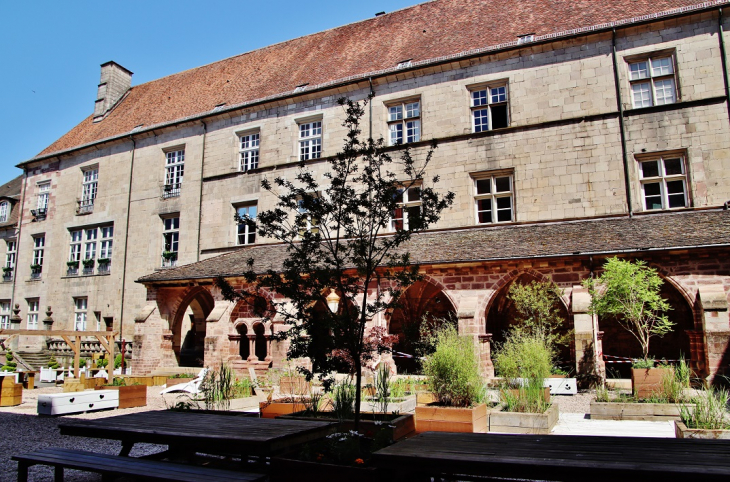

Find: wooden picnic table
[59,410,337,458]
[372,432,730,481]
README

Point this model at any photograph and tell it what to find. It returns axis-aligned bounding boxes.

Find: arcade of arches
[132,257,730,384]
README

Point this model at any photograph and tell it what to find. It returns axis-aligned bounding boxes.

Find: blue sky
[0,0,419,187]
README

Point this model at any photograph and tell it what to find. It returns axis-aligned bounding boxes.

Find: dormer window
[0,201,8,223]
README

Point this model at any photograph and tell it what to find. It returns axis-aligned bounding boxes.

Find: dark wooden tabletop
[372,432,730,481]
[59,410,336,456]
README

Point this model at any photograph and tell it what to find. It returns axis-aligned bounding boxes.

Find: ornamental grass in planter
[491,331,557,434]
[675,387,730,439]
[415,326,490,433]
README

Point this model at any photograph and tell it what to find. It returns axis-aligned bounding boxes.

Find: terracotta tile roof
[32,0,728,161]
[137,210,730,284]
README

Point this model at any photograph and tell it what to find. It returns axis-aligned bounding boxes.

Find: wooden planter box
[415,403,489,433]
[279,376,311,396]
[96,385,147,409]
[506,387,551,403]
[361,395,416,414]
[279,411,415,441]
[0,376,22,407]
[489,403,559,434]
[590,401,690,421]
[271,454,378,482]
[260,400,307,419]
[632,367,672,399]
[675,421,730,439]
[165,377,194,388]
[416,391,438,406]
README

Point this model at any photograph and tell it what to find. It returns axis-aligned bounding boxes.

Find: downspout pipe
[368,78,375,140]
[718,8,730,128]
[611,28,633,218]
[196,121,208,262]
[118,136,136,356]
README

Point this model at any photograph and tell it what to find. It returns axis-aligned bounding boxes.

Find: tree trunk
[354,358,362,430]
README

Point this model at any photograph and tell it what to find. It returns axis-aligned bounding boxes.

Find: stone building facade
[4,0,730,381]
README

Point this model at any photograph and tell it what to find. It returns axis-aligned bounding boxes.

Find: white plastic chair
[159,368,208,395]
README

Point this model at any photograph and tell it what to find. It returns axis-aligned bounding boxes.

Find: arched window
[0,201,8,223]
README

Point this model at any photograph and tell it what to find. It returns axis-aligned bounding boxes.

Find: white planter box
[38,389,119,416]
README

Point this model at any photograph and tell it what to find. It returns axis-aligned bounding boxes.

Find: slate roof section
[137,210,730,284]
[30,0,728,161]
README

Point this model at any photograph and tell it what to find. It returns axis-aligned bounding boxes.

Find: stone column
[247,334,257,362]
[698,285,729,384]
[228,334,241,359]
[572,286,602,387]
[478,334,494,378]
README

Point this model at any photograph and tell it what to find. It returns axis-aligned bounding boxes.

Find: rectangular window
[474,174,514,224]
[37,182,50,211]
[390,186,422,231]
[100,226,114,259]
[162,216,180,267]
[31,235,44,278]
[27,299,39,330]
[299,121,322,161]
[239,132,260,172]
[69,230,82,262]
[0,201,8,223]
[236,204,257,245]
[471,83,509,132]
[74,297,88,331]
[78,168,98,214]
[388,100,421,145]
[68,225,113,275]
[0,301,9,329]
[628,54,677,108]
[639,155,688,210]
[5,240,16,269]
[164,150,185,198]
[297,196,321,236]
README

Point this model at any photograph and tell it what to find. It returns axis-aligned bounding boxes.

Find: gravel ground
[0,385,597,481]
[0,385,172,482]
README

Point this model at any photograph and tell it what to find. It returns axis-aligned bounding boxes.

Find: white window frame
[79,168,98,213]
[37,182,50,211]
[162,216,180,267]
[69,230,82,261]
[84,227,98,261]
[473,173,515,224]
[638,154,688,211]
[236,204,257,246]
[5,240,16,269]
[32,235,45,272]
[628,53,678,108]
[74,297,88,331]
[389,185,422,231]
[0,301,9,330]
[296,194,322,237]
[470,82,509,133]
[164,149,185,196]
[299,121,322,161]
[0,201,8,223]
[239,132,260,172]
[387,99,421,146]
[27,299,39,330]
[99,226,113,260]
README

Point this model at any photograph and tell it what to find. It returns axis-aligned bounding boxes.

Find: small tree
[583,257,673,362]
[217,96,454,427]
[507,280,571,349]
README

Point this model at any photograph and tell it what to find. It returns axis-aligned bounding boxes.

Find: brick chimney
[93,61,133,122]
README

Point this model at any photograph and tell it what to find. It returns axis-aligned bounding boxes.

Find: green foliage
[422,325,481,407]
[681,387,730,430]
[111,377,127,387]
[216,96,454,427]
[2,350,17,371]
[659,359,691,403]
[507,280,571,349]
[332,379,357,422]
[499,383,550,414]
[47,355,60,370]
[231,378,254,398]
[169,373,194,379]
[584,257,673,361]
[114,354,123,369]
[303,390,326,416]
[632,358,655,369]
[200,364,235,411]
[78,358,87,368]
[493,331,553,384]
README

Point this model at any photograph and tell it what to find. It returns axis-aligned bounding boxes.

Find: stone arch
[485,271,574,369]
[389,278,458,374]
[598,267,697,378]
[170,287,215,368]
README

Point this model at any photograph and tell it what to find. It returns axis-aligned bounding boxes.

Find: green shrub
[493,331,553,384]
[1,350,17,372]
[232,378,254,398]
[114,353,123,369]
[680,387,730,430]
[422,325,481,408]
[47,355,60,369]
[332,378,356,422]
[200,364,235,411]
[632,358,655,369]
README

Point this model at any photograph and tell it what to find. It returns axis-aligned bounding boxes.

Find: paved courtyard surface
[0,388,677,481]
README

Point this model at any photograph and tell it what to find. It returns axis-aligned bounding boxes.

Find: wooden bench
[13,448,267,482]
